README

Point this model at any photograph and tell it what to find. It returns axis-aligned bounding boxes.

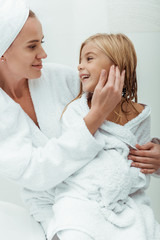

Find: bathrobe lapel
[28,76,60,139]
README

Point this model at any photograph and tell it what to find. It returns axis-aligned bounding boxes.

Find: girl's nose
[77,63,84,71]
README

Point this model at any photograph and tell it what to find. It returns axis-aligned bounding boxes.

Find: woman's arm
[0,91,102,191]
[129,140,160,175]
[0,67,124,191]
[85,66,125,134]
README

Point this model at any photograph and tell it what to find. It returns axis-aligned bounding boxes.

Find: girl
[46,33,160,240]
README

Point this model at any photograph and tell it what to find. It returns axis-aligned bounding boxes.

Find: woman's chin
[29,71,42,79]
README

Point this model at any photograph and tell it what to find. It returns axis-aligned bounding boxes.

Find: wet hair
[61,33,139,119]
[28,10,36,18]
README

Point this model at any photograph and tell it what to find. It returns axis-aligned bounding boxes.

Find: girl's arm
[129,140,160,175]
[0,67,124,191]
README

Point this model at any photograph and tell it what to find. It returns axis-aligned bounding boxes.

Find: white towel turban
[0,0,29,57]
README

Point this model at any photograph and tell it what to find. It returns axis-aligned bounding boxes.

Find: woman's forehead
[15,17,43,43]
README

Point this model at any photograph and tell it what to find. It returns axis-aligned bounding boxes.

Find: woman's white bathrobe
[0,63,104,236]
[46,93,160,240]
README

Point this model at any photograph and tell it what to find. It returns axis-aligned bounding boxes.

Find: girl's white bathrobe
[0,64,104,237]
[46,93,160,240]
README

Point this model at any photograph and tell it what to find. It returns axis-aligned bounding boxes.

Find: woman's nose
[37,47,47,59]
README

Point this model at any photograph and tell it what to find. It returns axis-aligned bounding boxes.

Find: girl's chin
[83,89,94,94]
[82,86,95,93]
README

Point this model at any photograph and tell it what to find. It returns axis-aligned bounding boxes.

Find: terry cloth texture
[46,93,160,240]
[0,0,29,57]
[0,63,104,239]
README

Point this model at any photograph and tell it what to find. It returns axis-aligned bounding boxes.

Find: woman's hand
[84,65,125,135]
[129,142,160,174]
[92,65,125,119]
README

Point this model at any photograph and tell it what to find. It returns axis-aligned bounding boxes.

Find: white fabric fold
[0,63,105,237]
[46,93,160,240]
[0,0,29,57]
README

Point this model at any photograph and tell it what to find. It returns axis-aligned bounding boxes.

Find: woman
[0,0,125,238]
[0,0,159,239]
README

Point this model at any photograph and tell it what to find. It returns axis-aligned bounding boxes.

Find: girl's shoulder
[131,101,144,113]
[122,101,145,124]
[107,100,146,126]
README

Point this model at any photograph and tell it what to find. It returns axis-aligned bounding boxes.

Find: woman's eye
[29,45,36,49]
[29,41,44,49]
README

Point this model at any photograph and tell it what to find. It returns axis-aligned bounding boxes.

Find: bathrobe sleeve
[0,89,104,191]
[151,138,160,177]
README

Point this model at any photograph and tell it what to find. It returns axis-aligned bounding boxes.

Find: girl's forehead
[81,42,99,55]
[83,42,97,50]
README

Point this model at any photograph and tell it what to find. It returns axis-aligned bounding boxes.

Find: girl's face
[78,42,112,92]
[3,17,47,81]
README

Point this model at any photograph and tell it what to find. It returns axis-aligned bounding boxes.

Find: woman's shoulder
[42,63,78,78]
[62,94,89,120]
[42,63,79,97]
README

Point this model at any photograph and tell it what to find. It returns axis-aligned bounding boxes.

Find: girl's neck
[87,95,139,126]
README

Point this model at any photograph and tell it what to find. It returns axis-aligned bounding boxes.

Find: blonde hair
[61,33,138,118]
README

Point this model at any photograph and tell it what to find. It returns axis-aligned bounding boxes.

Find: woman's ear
[0,55,6,62]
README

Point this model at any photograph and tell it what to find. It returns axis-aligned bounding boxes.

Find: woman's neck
[0,71,28,100]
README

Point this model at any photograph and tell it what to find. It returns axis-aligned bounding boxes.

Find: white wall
[0,0,159,222]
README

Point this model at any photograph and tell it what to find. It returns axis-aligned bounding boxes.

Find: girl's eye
[41,40,45,44]
[87,57,93,61]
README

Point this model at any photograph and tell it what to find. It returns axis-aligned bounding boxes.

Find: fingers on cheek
[109,65,115,75]
[141,169,155,174]
[131,162,140,168]
[128,155,135,161]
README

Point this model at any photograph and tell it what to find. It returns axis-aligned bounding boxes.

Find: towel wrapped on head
[0,0,29,57]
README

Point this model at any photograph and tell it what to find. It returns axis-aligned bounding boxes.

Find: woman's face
[3,17,47,80]
[78,42,112,92]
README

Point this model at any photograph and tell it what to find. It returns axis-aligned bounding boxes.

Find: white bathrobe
[0,64,160,240]
[46,93,160,240]
[0,63,104,236]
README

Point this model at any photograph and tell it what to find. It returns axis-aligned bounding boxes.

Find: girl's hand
[129,142,160,174]
[84,65,125,135]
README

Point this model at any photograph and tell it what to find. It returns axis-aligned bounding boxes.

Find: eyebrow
[27,36,44,44]
[85,51,97,56]
[80,51,97,61]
